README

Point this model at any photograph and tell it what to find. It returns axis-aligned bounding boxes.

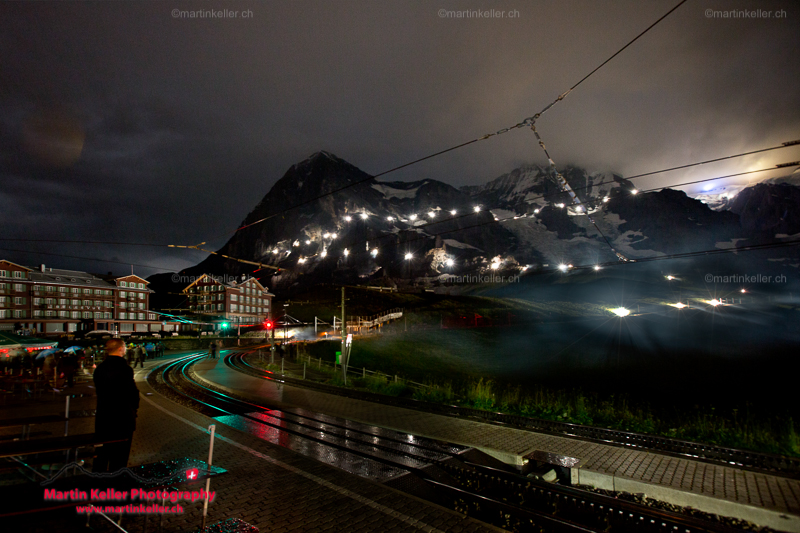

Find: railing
[347,308,403,329]
[254,349,434,392]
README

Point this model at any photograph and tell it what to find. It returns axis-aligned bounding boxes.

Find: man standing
[133,344,145,369]
[208,341,218,359]
[93,338,140,473]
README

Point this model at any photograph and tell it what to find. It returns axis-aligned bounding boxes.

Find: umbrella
[63,346,83,353]
[35,348,61,360]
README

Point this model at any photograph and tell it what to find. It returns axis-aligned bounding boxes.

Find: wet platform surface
[191,353,800,526]
[0,352,503,533]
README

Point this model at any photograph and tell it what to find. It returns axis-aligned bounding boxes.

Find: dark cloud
[0,0,798,276]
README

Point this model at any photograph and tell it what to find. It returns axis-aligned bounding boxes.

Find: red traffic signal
[264,321,274,330]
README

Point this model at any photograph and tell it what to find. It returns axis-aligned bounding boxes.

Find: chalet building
[0,260,181,336]
[183,274,273,327]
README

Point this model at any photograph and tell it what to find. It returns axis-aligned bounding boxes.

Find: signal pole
[341,286,346,384]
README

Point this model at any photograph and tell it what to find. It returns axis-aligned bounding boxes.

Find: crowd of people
[0,340,166,388]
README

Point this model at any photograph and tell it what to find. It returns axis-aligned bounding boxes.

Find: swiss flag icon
[186,468,199,481]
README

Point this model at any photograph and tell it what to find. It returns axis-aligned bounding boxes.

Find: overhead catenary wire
[192,0,689,244]
[0,247,176,272]
[293,160,800,266]
[2,141,795,247]
[1,148,796,277]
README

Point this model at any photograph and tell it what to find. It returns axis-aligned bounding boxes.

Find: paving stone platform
[192,352,800,532]
[0,352,504,533]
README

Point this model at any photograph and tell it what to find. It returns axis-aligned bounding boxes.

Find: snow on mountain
[185,152,800,290]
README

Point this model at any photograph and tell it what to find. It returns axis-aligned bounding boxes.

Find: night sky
[1,0,798,277]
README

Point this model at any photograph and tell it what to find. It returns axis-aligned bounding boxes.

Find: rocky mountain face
[189,152,516,289]
[177,153,799,292]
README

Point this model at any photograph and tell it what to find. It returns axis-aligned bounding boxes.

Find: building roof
[29,268,117,289]
[0,260,32,271]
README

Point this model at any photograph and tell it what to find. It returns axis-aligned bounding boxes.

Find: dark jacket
[93,356,140,437]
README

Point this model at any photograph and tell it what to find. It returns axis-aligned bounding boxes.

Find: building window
[138,313,144,320]
[120,281,127,288]
[231,304,238,312]
[13,310,25,318]
[138,283,144,289]
[71,311,80,319]
[14,296,26,305]
[231,294,238,302]
[83,300,92,306]
[94,312,102,319]
[83,312,92,319]
[33,297,42,305]
[71,299,80,306]
[46,310,54,317]
[14,284,24,292]
[0,296,5,306]
[46,286,54,292]
[59,298,67,305]
[120,291,127,298]
[119,312,127,320]
[104,312,111,319]
[83,288,91,294]
[120,302,127,309]
[58,286,66,293]
[139,292,145,299]
[71,287,79,294]
[105,290,112,296]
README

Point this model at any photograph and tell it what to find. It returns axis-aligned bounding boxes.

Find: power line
[0,247,176,273]
[3,141,795,249]
[195,0,688,244]
[296,160,799,265]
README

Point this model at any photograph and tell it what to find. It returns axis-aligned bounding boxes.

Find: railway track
[148,352,752,533]
[227,350,800,480]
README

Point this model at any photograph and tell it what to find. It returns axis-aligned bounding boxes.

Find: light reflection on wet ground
[214,407,468,483]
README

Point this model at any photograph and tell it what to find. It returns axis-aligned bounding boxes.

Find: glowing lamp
[473,206,481,212]
[445,258,454,267]
[404,253,413,260]
[450,209,457,215]
[611,307,630,317]
[360,213,368,220]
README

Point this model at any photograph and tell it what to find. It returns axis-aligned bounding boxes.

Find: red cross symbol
[186,468,199,480]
